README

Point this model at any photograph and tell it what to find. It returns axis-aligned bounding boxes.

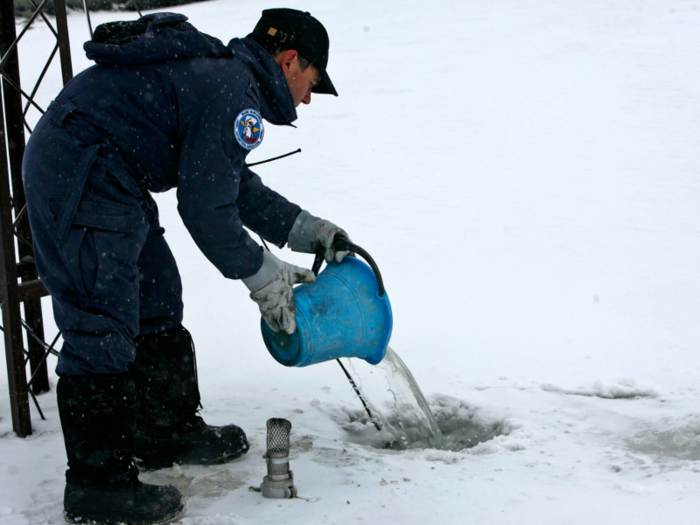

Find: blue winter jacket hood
[84,12,233,64]
[83,12,297,125]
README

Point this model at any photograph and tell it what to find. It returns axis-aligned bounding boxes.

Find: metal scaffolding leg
[0,0,73,437]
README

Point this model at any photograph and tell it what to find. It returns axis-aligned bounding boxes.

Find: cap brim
[312,68,338,96]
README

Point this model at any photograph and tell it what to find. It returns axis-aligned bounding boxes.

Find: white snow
[2,0,700,523]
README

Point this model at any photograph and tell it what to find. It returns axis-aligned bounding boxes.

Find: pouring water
[344,346,446,450]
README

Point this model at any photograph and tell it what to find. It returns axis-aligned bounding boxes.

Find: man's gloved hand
[242,249,316,334]
[287,210,351,263]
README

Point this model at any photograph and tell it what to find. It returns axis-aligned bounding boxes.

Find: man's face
[278,51,322,107]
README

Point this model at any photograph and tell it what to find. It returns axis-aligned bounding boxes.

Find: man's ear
[275,49,299,71]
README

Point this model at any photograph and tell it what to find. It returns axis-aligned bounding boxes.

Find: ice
[627,416,700,462]
[140,464,247,500]
[541,379,658,399]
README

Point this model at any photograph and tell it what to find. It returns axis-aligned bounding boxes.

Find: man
[22,8,348,524]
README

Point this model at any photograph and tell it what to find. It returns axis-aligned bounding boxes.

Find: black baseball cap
[250,8,338,96]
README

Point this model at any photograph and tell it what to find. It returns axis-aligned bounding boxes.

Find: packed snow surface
[2,0,700,523]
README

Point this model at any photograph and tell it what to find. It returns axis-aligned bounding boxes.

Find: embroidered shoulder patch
[234,109,264,150]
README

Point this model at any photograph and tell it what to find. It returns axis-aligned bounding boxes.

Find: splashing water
[345,346,447,450]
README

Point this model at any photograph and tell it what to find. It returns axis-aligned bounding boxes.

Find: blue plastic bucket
[261,256,392,367]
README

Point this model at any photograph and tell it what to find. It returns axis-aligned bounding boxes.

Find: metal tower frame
[0,0,73,437]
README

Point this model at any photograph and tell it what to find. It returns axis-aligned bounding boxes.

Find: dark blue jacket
[53,12,302,279]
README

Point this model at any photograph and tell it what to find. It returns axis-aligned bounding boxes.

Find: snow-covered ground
[2,0,700,523]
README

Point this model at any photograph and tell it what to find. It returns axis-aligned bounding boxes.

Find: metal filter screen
[266,418,291,477]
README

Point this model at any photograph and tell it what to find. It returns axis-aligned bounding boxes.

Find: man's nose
[302,89,312,105]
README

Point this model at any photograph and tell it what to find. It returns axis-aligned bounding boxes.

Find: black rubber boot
[131,325,249,470]
[57,374,184,524]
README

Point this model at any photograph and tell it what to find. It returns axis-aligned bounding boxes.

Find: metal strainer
[261,418,296,498]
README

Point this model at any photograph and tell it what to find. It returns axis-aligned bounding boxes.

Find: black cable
[131,0,143,18]
[246,148,301,168]
[336,359,382,432]
[83,0,93,39]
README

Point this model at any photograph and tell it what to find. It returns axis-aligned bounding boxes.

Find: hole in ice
[336,347,508,451]
[341,393,508,451]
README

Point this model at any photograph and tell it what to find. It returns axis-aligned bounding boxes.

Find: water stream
[344,346,447,450]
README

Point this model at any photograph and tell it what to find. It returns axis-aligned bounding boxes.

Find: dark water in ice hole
[341,347,506,451]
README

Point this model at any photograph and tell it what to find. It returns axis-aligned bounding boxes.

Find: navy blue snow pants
[22,101,183,376]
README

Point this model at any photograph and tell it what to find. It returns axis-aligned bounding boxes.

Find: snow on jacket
[52,12,302,279]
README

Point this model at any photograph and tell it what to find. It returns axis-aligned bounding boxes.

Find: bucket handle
[311,235,386,297]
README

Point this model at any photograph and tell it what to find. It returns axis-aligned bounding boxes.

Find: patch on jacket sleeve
[234,109,264,150]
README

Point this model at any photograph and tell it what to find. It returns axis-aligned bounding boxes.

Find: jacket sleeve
[238,165,301,248]
[176,87,262,279]
[175,82,300,279]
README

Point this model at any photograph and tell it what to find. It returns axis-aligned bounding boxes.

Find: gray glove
[287,210,351,263]
[242,249,316,334]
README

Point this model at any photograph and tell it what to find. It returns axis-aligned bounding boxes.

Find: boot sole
[64,501,184,525]
[135,448,248,471]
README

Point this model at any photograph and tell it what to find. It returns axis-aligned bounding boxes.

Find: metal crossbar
[0,0,73,437]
